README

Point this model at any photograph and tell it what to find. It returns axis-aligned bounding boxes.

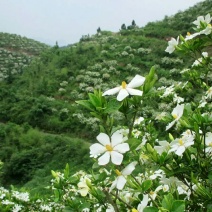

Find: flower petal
[172,104,184,120]
[90,143,105,156]
[109,178,118,192]
[111,151,123,165]
[98,152,110,165]
[116,176,127,190]
[126,88,143,96]
[97,133,110,146]
[103,87,121,96]
[127,75,145,88]
[113,143,130,153]
[137,194,149,210]
[117,89,129,101]
[122,162,137,176]
[165,120,176,131]
[78,187,89,196]
[175,146,185,156]
[111,131,124,147]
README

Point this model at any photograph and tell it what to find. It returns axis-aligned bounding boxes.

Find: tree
[132,20,136,26]
[97,27,101,33]
[121,23,126,30]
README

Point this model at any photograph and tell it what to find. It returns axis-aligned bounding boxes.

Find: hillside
[0,0,211,196]
[0,32,49,82]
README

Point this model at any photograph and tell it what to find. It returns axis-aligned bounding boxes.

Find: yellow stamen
[106,144,113,151]
[115,169,122,176]
[150,191,155,195]
[122,81,127,89]
[173,114,178,119]
[132,209,138,212]
[178,139,184,146]
[209,142,212,147]
[208,24,211,27]
[187,32,191,36]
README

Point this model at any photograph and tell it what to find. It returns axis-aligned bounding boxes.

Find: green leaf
[141,179,152,192]
[53,189,60,202]
[104,99,121,114]
[90,112,102,119]
[64,163,70,178]
[172,200,185,212]
[162,193,174,211]
[207,204,212,212]
[143,66,157,94]
[79,202,91,211]
[76,100,95,111]
[127,138,139,150]
[143,207,158,212]
[88,93,102,108]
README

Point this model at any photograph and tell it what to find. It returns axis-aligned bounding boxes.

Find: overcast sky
[0,0,204,46]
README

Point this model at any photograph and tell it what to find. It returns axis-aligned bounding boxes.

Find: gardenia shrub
[0,14,212,212]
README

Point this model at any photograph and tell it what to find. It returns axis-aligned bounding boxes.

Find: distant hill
[0,32,49,82]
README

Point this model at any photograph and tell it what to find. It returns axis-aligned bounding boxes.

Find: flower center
[115,169,122,176]
[173,114,178,119]
[187,32,191,36]
[178,139,184,146]
[163,185,169,192]
[209,142,212,147]
[150,191,155,195]
[208,24,211,27]
[105,144,113,151]
[122,81,127,89]
[132,209,138,212]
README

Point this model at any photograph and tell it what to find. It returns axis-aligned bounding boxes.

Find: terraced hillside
[0,32,49,82]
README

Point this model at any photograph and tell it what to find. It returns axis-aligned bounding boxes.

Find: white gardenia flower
[173,94,184,104]
[155,184,169,193]
[205,132,212,154]
[154,140,170,155]
[132,129,141,139]
[109,162,137,192]
[102,75,145,101]
[115,128,129,141]
[133,194,149,212]
[77,177,91,196]
[149,169,165,180]
[12,204,23,212]
[168,133,195,156]
[106,204,115,212]
[12,191,29,202]
[134,117,144,125]
[149,190,157,200]
[200,24,212,35]
[202,52,208,58]
[166,104,184,131]
[198,97,207,108]
[165,37,179,54]
[185,32,200,41]
[193,14,212,28]
[192,58,203,67]
[160,176,185,188]
[40,205,52,212]
[206,87,212,99]
[90,131,130,165]
[161,85,175,98]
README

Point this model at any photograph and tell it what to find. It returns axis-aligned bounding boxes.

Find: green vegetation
[0,1,211,210]
[0,32,49,83]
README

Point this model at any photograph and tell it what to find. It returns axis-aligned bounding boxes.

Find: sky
[0,0,204,46]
